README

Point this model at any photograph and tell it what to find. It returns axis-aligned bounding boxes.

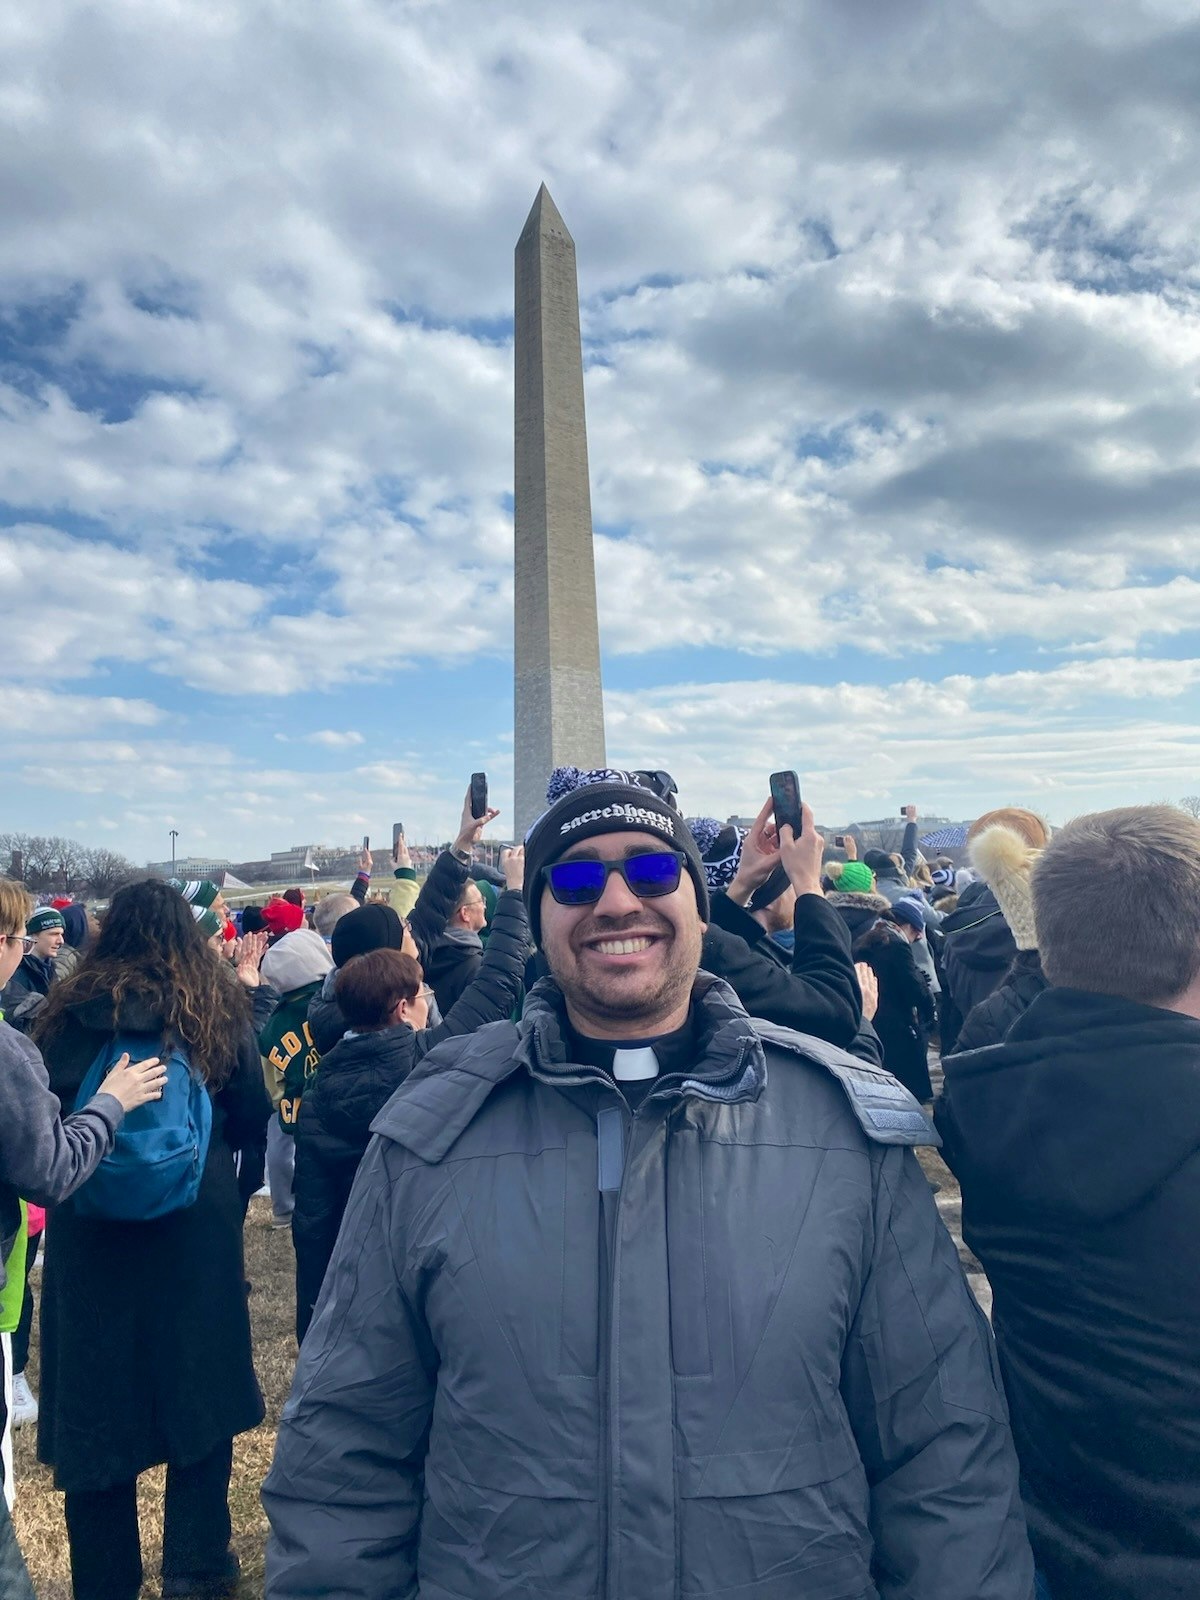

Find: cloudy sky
[3,0,1199,862]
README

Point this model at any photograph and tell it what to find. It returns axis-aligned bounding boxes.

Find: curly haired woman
[34,878,271,1600]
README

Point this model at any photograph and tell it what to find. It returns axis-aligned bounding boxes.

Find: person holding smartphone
[267,780,1034,1600]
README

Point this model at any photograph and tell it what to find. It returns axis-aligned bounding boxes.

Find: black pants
[12,1230,39,1376]
[63,1439,234,1600]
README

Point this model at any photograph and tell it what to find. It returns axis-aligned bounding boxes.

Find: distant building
[146,856,234,879]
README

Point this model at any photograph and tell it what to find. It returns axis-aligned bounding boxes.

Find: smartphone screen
[470,772,489,820]
[362,834,370,852]
[392,822,404,850]
[768,770,803,837]
[835,834,845,848]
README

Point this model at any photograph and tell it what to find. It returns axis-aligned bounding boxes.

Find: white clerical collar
[612,1046,659,1082]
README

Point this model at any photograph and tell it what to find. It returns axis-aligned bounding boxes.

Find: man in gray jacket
[264,782,1034,1600]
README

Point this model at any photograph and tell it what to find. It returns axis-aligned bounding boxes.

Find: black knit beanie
[523,782,709,947]
[331,902,406,968]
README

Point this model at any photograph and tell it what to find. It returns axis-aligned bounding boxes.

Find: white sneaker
[11,1372,37,1427]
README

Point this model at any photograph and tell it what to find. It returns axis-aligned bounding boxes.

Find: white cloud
[301,729,364,748]
[605,656,1200,823]
[1,0,1199,847]
[0,686,163,735]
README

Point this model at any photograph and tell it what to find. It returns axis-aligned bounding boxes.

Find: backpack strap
[751,1019,940,1148]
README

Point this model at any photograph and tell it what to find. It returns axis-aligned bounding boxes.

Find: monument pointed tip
[518,182,571,246]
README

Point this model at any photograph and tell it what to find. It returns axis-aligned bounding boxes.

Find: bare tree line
[0,833,141,898]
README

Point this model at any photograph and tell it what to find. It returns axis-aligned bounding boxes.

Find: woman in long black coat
[828,891,937,1101]
[33,879,271,1600]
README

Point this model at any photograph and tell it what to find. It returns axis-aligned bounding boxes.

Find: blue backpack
[72,1032,212,1221]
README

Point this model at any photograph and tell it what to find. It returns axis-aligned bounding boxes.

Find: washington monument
[513,185,607,836]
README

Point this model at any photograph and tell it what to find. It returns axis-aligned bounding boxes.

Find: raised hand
[778,803,824,898]
[234,929,269,988]
[726,796,781,905]
[501,845,525,892]
[455,786,501,855]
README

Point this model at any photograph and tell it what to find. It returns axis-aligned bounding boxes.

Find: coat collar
[372,971,767,1164]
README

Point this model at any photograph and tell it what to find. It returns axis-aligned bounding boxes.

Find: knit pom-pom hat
[685,817,746,893]
[968,824,1041,950]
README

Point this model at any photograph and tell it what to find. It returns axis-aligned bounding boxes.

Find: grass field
[13,1196,296,1599]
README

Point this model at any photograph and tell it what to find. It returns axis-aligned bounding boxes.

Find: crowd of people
[0,768,1195,1599]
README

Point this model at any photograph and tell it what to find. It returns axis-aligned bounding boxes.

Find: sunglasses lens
[547,860,607,904]
[623,853,683,896]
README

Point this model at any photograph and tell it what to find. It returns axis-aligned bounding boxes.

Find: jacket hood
[940,987,1200,1222]
[61,904,89,949]
[825,892,890,913]
[63,987,168,1036]
[940,883,1015,972]
[261,929,333,995]
[310,1024,420,1144]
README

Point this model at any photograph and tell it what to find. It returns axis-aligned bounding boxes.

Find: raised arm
[417,850,529,1055]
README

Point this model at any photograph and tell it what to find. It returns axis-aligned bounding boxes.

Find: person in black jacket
[265,779,1034,1600]
[292,851,529,1340]
[0,905,66,1033]
[33,879,272,1600]
[936,805,1200,1600]
[829,893,936,1100]
[307,791,498,1055]
[692,795,863,1048]
[939,808,1051,1050]
[949,820,1048,1055]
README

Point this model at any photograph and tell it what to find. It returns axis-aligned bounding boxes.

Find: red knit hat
[262,897,305,938]
[49,897,72,910]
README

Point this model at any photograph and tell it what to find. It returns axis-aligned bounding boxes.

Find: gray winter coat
[265,975,1034,1600]
[0,1020,124,1286]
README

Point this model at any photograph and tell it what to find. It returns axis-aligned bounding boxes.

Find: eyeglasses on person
[543,850,686,906]
[0,932,35,954]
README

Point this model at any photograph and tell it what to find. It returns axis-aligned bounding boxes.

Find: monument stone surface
[513,184,607,837]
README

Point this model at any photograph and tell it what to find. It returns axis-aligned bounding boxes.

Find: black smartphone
[769,770,803,838]
[899,807,909,818]
[362,834,370,852]
[834,834,846,848]
[392,822,404,851]
[470,772,489,820]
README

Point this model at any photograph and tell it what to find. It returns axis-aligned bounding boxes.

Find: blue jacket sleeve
[840,1144,1035,1599]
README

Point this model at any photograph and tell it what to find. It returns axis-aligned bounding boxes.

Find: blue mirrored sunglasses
[543,850,686,906]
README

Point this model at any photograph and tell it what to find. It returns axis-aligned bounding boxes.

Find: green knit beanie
[191,906,223,939]
[837,862,876,894]
[170,879,220,909]
[26,907,66,936]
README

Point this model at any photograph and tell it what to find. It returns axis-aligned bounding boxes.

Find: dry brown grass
[12,1196,296,1599]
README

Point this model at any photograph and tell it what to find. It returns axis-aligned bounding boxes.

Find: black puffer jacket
[952,950,1047,1055]
[938,882,1017,1050]
[308,848,470,1055]
[266,975,1034,1600]
[703,889,861,1045]
[829,894,935,1101]
[292,890,530,1339]
[936,989,1200,1600]
[703,893,878,1062]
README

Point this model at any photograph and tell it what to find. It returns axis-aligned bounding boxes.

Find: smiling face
[538,830,705,1040]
